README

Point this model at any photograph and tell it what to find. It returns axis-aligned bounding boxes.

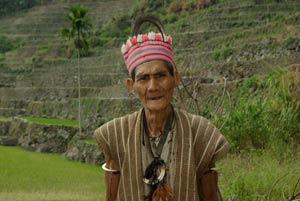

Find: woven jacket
[94,108,229,201]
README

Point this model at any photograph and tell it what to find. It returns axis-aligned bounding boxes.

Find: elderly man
[94,16,229,201]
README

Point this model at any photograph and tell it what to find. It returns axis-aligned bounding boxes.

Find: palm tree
[61,4,92,136]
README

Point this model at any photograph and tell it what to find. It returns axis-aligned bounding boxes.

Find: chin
[144,102,170,112]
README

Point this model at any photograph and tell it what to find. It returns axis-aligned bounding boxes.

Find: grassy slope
[0,2,299,200]
[1,146,299,201]
[0,146,105,201]
[1,0,300,120]
[21,117,79,127]
[0,117,12,121]
[219,151,300,200]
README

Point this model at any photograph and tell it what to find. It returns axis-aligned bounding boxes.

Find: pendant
[143,158,166,185]
[143,159,174,201]
[150,135,161,146]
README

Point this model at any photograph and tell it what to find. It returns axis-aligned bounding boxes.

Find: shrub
[0,53,5,62]
[97,14,131,47]
[283,37,295,48]
[0,35,14,53]
[169,1,185,13]
[0,0,38,16]
[221,71,300,152]
[163,13,179,23]
[213,47,233,61]
[211,0,225,4]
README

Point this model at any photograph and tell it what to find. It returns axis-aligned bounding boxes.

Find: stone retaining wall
[0,118,104,165]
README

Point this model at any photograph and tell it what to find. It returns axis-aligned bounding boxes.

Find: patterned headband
[121,32,175,74]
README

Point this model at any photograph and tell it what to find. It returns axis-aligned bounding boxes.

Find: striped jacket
[94,108,229,201]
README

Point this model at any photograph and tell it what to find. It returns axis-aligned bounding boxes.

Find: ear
[174,71,180,86]
[126,78,134,92]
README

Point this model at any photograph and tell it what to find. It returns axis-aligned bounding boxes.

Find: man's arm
[105,171,120,201]
[200,169,222,201]
[94,127,121,200]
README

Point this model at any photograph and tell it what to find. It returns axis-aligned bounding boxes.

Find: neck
[144,105,172,137]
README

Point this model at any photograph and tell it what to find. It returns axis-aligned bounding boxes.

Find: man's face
[127,60,179,112]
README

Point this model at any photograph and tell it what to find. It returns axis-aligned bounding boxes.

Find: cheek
[165,89,174,99]
[133,86,145,99]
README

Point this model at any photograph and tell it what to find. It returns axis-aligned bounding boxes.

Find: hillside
[0,0,299,134]
[0,0,137,130]
[0,1,300,200]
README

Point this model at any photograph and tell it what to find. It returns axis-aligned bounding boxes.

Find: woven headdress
[121,16,175,74]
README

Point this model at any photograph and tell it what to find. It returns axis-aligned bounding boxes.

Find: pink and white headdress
[121,31,175,74]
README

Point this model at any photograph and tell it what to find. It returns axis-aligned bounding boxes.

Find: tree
[62,4,92,56]
[61,4,93,136]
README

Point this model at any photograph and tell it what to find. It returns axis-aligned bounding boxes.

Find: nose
[148,77,159,91]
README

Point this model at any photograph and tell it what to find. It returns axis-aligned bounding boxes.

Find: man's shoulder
[94,109,141,134]
[175,108,208,123]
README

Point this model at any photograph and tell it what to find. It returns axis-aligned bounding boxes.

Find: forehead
[135,60,169,76]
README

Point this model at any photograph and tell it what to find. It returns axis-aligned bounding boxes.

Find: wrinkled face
[127,60,180,112]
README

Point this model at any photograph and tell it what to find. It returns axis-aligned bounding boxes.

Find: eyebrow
[136,70,168,78]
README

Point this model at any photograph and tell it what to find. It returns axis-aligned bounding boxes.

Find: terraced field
[0,1,299,200]
[0,0,300,133]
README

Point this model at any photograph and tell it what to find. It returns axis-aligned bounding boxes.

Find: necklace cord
[142,107,175,200]
[142,108,174,158]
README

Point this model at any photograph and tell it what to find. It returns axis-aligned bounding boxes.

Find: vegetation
[1,146,299,201]
[219,70,300,154]
[93,0,204,50]
[21,117,79,127]
[0,0,38,17]
[94,0,209,49]
[61,4,93,135]
[219,151,300,200]
[0,117,12,121]
[213,47,233,61]
[0,146,104,201]
[0,35,14,54]
[83,138,97,145]
[0,0,300,199]
[61,4,93,57]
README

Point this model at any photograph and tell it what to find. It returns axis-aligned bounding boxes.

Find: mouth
[148,96,163,100]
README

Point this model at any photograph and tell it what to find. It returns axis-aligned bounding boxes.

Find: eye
[136,75,148,82]
[155,73,166,79]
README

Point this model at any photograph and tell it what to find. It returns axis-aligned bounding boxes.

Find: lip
[147,96,163,100]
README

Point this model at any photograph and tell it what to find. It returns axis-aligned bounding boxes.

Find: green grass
[1,146,299,201]
[21,117,79,127]
[0,117,12,121]
[0,146,105,201]
[83,138,97,145]
[218,150,300,201]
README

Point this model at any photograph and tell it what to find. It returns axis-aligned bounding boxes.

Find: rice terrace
[0,0,299,200]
